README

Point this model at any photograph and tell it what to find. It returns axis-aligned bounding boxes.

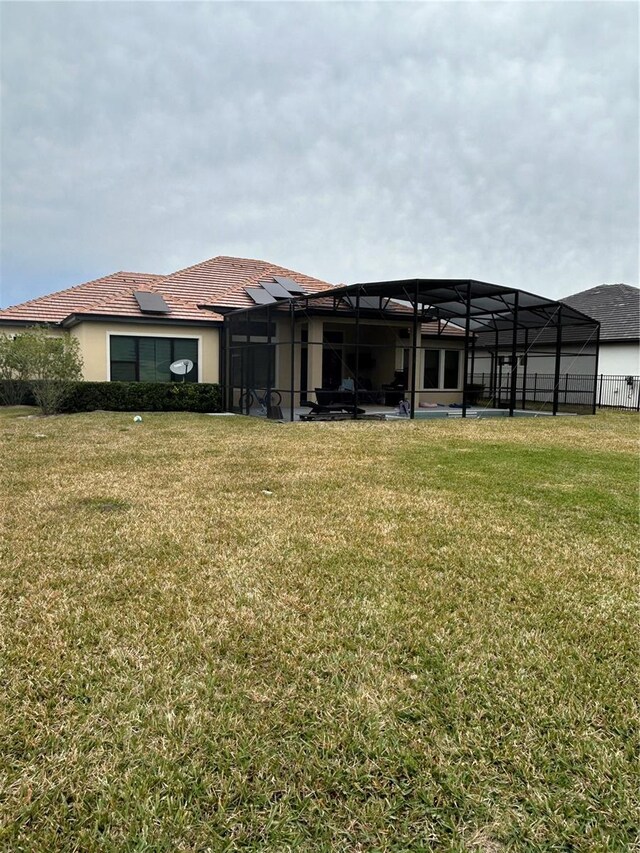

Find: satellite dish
[170,359,194,376]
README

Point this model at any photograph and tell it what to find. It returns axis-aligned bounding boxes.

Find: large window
[423,349,461,389]
[110,336,198,382]
[424,350,440,388]
[443,350,460,389]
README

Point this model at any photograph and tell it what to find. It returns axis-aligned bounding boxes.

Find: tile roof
[0,272,165,324]
[162,255,334,310]
[0,256,335,326]
[67,286,222,324]
[561,283,640,342]
[421,320,466,336]
[0,255,472,334]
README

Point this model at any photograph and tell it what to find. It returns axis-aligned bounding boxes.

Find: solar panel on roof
[246,288,277,305]
[273,276,305,294]
[134,291,170,314]
[261,281,292,299]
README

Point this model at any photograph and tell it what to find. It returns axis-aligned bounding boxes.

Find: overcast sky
[1,1,638,307]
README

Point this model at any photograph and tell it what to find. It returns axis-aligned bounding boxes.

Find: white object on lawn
[133,415,143,423]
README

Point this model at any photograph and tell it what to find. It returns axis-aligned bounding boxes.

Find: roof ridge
[161,254,273,282]
[564,282,639,298]
[248,260,333,287]
[161,254,334,287]
[0,270,164,314]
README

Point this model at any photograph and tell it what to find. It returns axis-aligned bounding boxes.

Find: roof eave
[0,317,63,328]
[61,313,222,329]
[598,335,640,344]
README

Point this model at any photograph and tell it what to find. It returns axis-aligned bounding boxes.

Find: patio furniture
[300,400,366,421]
[381,370,406,406]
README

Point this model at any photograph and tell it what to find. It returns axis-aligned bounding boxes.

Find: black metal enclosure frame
[215,279,600,420]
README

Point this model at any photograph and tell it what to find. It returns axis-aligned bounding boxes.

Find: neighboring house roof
[561,284,640,342]
[0,256,335,327]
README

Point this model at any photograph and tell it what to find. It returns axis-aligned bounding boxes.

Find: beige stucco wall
[71,321,220,383]
[0,322,220,382]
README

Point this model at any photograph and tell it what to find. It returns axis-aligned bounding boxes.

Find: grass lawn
[1,408,638,851]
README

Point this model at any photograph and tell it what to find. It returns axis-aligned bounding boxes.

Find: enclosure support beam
[266,304,273,413]
[410,281,419,419]
[552,307,563,416]
[354,286,361,419]
[470,336,476,383]
[591,324,600,415]
[462,280,472,418]
[289,301,295,422]
[493,324,500,406]
[243,311,250,415]
[222,322,229,412]
[509,291,519,417]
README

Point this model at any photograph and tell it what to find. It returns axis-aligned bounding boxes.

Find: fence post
[598,374,603,408]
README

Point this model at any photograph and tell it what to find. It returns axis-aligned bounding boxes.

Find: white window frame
[423,347,463,390]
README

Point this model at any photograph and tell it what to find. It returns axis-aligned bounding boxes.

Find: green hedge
[0,380,223,413]
[0,380,35,406]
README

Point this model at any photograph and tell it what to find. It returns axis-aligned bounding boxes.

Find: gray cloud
[1,1,638,306]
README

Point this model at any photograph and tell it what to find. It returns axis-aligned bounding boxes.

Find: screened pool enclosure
[218,279,600,420]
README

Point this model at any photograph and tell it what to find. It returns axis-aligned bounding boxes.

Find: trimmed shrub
[0,380,224,414]
[59,381,224,414]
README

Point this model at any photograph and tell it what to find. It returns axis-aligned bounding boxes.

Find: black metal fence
[471,373,640,412]
[595,374,640,411]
